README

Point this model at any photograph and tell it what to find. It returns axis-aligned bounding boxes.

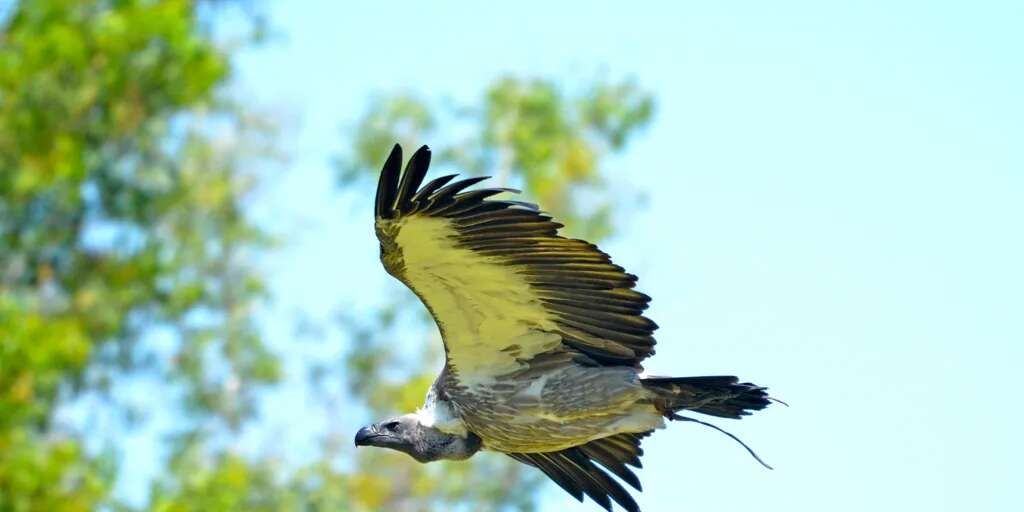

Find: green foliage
[333,75,655,510]
[149,437,296,512]
[0,429,114,512]
[1,0,275,508]
[0,1,656,509]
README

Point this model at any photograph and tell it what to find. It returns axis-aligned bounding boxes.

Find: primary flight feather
[355,144,774,512]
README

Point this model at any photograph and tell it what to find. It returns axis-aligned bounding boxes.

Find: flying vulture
[355,144,775,512]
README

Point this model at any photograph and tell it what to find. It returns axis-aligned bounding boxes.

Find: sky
[166,1,1023,510]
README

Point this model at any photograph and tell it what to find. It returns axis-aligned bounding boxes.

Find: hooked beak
[354,424,387,447]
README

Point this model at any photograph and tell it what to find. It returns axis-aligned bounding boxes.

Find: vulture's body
[355,145,774,512]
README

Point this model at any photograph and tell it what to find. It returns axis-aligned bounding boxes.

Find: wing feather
[507,431,652,512]
[374,144,402,219]
[394,144,431,211]
[408,174,457,213]
[374,144,657,379]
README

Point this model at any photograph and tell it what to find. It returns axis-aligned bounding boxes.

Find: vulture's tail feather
[644,375,776,469]
[642,375,772,419]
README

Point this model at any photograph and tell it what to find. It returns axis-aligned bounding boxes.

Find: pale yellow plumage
[385,214,563,383]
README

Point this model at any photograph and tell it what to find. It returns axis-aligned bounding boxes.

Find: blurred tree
[0,1,656,510]
[331,76,655,511]
[0,0,278,509]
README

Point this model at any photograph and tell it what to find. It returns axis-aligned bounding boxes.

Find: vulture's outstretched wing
[508,432,652,512]
[374,144,657,381]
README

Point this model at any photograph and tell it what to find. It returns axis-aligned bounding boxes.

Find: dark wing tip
[376,144,438,219]
[375,144,403,219]
[394,145,432,213]
[509,449,641,512]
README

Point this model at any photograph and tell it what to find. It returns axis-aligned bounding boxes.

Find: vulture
[355,144,775,512]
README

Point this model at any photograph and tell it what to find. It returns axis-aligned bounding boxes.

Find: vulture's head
[354,413,482,463]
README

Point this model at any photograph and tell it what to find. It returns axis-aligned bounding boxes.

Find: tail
[643,375,772,419]
[644,375,777,469]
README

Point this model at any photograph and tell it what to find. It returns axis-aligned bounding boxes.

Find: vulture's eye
[382,421,400,432]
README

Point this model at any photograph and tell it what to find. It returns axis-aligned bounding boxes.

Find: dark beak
[354,425,379,447]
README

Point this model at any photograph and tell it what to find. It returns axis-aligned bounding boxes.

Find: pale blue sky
[143,1,1024,510]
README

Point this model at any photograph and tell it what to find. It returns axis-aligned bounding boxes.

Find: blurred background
[1,1,1021,511]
